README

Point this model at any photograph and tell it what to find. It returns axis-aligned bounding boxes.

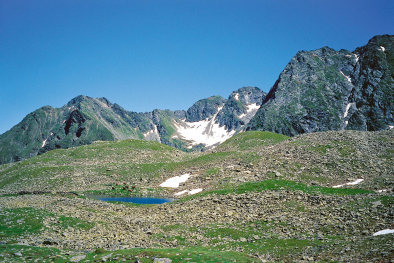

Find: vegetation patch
[0,208,49,241]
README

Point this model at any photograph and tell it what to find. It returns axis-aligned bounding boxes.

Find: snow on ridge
[160,174,191,188]
[354,54,359,63]
[373,229,394,236]
[234,93,240,101]
[332,179,364,188]
[344,103,354,118]
[340,71,352,83]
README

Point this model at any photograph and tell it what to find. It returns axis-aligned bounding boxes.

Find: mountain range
[0,87,265,164]
[1,34,393,164]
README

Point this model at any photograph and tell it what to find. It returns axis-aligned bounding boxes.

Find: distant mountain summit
[247,34,394,135]
[0,87,265,164]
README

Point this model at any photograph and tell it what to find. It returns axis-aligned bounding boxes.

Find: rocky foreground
[0,130,393,262]
[1,184,393,262]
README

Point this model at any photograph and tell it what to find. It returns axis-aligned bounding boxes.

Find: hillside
[0,129,393,262]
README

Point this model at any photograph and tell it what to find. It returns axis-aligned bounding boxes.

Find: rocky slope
[0,87,265,164]
[247,34,394,135]
[0,129,393,262]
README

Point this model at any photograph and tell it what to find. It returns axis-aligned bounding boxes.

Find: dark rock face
[185,95,227,122]
[247,35,394,135]
[217,87,266,130]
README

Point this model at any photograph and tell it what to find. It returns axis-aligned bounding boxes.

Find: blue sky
[0,0,393,134]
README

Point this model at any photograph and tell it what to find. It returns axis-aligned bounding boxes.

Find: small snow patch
[377,189,387,193]
[373,229,394,236]
[380,46,386,52]
[41,138,48,148]
[189,188,203,195]
[389,125,394,130]
[344,103,354,118]
[174,188,203,196]
[246,103,260,112]
[332,179,364,188]
[354,54,359,63]
[234,93,240,101]
[160,174,191,188]
[340,71,352,83]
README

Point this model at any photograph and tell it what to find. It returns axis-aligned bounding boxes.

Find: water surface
[89,196,173,204]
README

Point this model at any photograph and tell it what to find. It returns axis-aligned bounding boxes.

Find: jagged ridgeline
[247,34,394,135]
[0,87,265,164]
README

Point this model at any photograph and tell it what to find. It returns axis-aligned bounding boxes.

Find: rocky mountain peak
[247,34,394,135]
[230,86,265,106]
[185,95,227,122]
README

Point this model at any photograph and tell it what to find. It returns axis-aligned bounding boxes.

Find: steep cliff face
[247,35,394,135]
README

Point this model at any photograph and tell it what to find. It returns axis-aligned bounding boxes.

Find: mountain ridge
[0,87,265,164]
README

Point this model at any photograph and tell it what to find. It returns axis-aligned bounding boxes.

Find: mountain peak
[66,95,92,107]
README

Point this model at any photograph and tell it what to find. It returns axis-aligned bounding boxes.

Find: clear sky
[0,0,393,134]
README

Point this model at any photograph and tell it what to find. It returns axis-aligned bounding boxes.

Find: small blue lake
[90,196,173,204]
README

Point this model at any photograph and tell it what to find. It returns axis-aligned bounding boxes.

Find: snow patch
[41,139,48,148]
[340,71,352,83]
[174,107,236,148]
[234,93,239,101]
[373,229,394,236]
[143,129,154,137]
[174,188,203,196]
[189,188,203,195]
[246,103,260,112]
[332,179,364,188]
[160,174,191,188]
[377,189,387,193]
[389,125,394,130]
[344,103,354,118]
[238,103,259,119]
[354,54,359,63]
[380,46,385,52]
